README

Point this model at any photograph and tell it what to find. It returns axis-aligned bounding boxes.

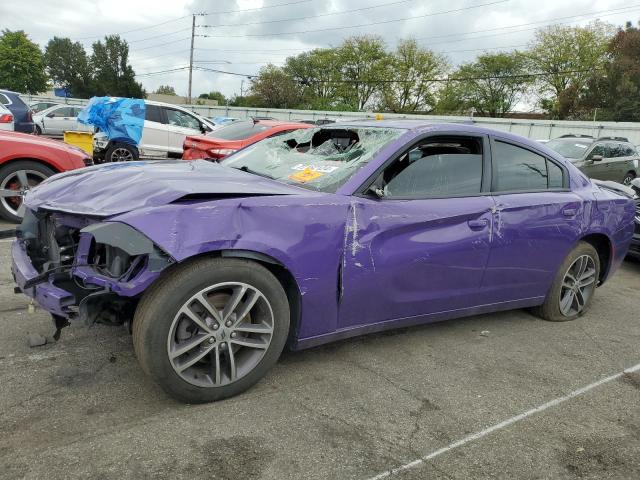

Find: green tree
[581,22,640,122]
[284,48,343,109]
[249,64,302,108]
[155,85,176,95]
[91,35,145,98]
[0,30,48,94]
[528,21,614,119]
[436,52,531,117]
[336,35,390,110]
[198,90,226,103]
[44,37,91,97]
[379,39,448,112]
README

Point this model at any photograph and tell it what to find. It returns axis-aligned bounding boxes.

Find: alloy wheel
[167,282,274,388]
[110,147,134,162]
[559,255,597,317]
[0,169,47,218]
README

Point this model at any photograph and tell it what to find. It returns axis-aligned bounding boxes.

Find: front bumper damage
[11,209,173,328]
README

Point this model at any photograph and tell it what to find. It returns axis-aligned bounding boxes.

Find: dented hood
[25,160,306,217]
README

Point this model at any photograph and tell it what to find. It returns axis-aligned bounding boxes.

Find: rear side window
[209,121,270,140]
[492,140,564,192]
[145,105,164,123]
[382,136,483,198]
[0,93,10,105]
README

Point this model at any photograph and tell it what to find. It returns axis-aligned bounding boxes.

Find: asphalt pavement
[0,237,639,480]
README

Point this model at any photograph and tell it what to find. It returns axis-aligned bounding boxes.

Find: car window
[545,139,591,159]
[607,142,626,158]
[0,93,9,105]
[72,107,83,116]
[145,105,165,124]
[51,107,73,117]
[587,143,608,159]
[165,108,201,130]
[209,120,271,140]
[492,140,563,192]
[623,144,637,156]
[382,136,483,198]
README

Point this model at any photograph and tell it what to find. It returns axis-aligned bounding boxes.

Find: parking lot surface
[0,237,639,480]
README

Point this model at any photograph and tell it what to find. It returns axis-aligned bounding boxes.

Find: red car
[182,119,312,160]
[0,131,91,222]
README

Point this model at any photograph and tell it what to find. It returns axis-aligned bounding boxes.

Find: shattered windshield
[222,126,405,192]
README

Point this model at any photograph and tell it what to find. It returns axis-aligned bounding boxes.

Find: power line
[197,0,509,38]
[130,37,191,52]
[135,67,190,77]
[415,4,640,43]
[200,0,417,29]
[75,15,190,40]
[199,0,315,16]
[126,27,192,44]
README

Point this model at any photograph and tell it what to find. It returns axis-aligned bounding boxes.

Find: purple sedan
[11,120,636,403]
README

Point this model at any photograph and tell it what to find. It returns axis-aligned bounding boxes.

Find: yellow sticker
[288,167,324,183]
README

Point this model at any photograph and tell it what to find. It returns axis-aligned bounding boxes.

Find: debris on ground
[27,333,47,347]
[480,330,490,337]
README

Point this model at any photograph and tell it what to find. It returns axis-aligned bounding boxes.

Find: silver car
[33,104,93,136]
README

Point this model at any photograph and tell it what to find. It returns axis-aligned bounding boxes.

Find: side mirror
[591,155,603,162]
[368,185,385,199]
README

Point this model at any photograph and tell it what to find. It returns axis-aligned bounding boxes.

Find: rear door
[140,104,169,157]
[165,108,204,155]
[482,138,584,303]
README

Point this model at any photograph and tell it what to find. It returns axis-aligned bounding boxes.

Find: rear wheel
[532,241,600,322]
[622,172,636,186]
[105,143,138,162]
[133,257,290,403]
[0,161,55,222]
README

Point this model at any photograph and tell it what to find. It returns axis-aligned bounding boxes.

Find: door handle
[468,218,489,230]
[562,207,577,217]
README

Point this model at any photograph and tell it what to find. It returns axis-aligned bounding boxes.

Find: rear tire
[0,160,55,222]
[532,241,600,322]
[132,257,290,403]
[622,172,636,186]
[105,143,138,162]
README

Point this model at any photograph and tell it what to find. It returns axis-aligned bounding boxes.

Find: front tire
[0,160,55,222]
[132,258,290,403]
[532,241,600,322]
[105,143,138,162]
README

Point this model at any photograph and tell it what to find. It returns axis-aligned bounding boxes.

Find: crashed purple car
[11,120,636,403]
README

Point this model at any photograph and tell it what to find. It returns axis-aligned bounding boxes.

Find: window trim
[489,136,570,195]
[355,131,492,201]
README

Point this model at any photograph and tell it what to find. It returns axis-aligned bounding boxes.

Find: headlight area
[70,222,173,326]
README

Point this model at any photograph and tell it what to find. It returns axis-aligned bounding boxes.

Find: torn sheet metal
[77,96,145,145]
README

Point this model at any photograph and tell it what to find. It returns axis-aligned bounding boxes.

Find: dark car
[0,90,35,134]
[11,121,636,403]
[545,136,638,185]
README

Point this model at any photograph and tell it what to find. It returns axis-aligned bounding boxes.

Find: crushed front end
[11,208,173,330]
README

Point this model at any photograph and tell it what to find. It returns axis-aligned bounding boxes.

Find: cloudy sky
[2,0,638,99]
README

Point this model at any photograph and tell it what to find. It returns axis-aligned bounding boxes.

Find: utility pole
[187,14,196,104]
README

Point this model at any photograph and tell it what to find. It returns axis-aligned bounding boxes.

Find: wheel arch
[579,232,612,283]
[0,157,61,174]
[172,249,303,348]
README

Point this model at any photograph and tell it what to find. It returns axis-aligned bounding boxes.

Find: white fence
[24,95,640,144]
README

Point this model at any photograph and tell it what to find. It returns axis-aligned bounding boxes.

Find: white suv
[93,100,215,162]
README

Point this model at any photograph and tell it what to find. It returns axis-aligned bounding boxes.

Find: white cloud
[0,0,635,98]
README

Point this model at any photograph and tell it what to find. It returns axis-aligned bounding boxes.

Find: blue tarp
[78,97,145,146]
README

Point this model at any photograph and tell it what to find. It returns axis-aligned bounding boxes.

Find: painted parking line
[366,362,640,480]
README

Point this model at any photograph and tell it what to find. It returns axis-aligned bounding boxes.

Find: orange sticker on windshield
[289,168,324,183]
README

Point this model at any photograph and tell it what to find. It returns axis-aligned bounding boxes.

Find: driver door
[338,134,495,329]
